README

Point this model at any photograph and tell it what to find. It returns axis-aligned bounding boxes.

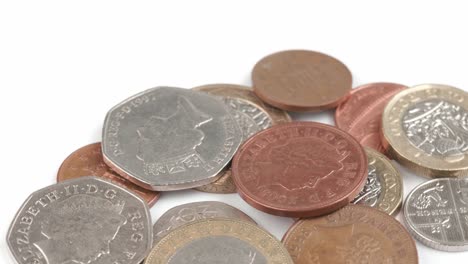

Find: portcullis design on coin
[102,87,242,191]
[252,50,352,112]
[282,205,418,264]
[57,142,160,206]
[7,176,152,264]
[145,218,293,264]
[382,84,468,177]
[153,201,256,243]
[404,178,468,251]
[232,122,368,217]
[335,82,406,152]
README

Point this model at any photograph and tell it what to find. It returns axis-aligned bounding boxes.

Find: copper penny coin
[252,50,352,112]
[57,142,160,206]
[282,205,418,264]
[193,83,291,194]
[335,82,407,153]
[231,122,367,217]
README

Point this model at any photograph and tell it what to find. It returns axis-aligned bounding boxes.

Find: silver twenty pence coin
[404,177,468,251]
[7,176,152,264]
[102,87,243,191]
[153,201,256,243]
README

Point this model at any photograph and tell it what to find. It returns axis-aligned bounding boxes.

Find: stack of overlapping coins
[7,49,468,264]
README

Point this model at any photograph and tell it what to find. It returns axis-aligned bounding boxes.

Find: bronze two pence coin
[252,50,352,112]
[57,142,160,206]
[282,205,418,264]
[335,82,407,153]
[231,122,367,217]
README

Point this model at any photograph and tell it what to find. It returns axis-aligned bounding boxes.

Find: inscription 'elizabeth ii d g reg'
[102,87,242,191]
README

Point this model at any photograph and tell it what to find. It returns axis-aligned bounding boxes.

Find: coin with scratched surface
[382,84,468,177]
[351,147,403,215]
[102,86,242,191]
[7,176,152,264]
[335,82,406,152]
[193,84,290,193]
[57,142,160,206]
[282,205,418,264]
[153,201,256,243]
[232,122,368,217]
[252,50,352,112]
[404,178,468,251]
[145,218,293,264]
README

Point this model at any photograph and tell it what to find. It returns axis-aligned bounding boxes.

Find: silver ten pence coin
[102,87,242,191]
[7,176,152,264]
[404,177,468,251]
[153,201,256,243]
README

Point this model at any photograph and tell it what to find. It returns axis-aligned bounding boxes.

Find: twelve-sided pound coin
[145,218,293,264]
[7,176,152,264]
[102,87,243,191]
[382,84,468,177]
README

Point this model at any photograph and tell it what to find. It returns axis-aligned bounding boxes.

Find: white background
[1,1,468,263]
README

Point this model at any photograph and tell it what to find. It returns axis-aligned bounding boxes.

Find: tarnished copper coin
[193,83,291,194]
[232,122,367,217]
[282,205,418,264]
[335,82,407,152]
[57,142,160,206]
[252,50,352,112]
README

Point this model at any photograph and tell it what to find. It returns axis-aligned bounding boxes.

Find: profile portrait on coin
[255,138,347,191]
[34,194,127,264]
[403,99,468,162]
[136,96,212,165]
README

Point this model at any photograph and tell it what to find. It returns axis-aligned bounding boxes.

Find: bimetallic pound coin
[57,142,160,206]
[102,86,243,191]
[232,122,368,217]
[145,218,294,264]
[7,177,152,264]
[335,82,407,152]
[252,50,352,112]
[193,84,291,194]
[404,178,468,251]
[153,201,256,243]
[382,84,468,177]
[282,205,418,264]
[351,147,403,215]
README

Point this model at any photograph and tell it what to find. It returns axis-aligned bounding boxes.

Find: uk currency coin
[102,86,243,191]
[7,176,152,264]
[57,142,160,206]
[252,50,352,112]
[145,218,294,264]
[404,178,468,251]
[232,122,368,217]
[382,84,468,177]
[153,201,256,243]
[334,82,406,152]
[282,205,418,264]
[351,147,403,215]
[193,84,291,193]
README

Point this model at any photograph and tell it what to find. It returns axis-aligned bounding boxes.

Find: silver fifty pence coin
[153,201,256,243]
[7,176,152,264]
[404,177,468,251]
[102,87,243,191]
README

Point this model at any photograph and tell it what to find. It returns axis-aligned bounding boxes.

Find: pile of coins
[7,49,468,263]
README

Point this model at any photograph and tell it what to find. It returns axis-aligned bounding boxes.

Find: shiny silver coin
[102,87,242,191]
[7,176,152,264]
[153,201,256,243]
[404,177,468,251]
